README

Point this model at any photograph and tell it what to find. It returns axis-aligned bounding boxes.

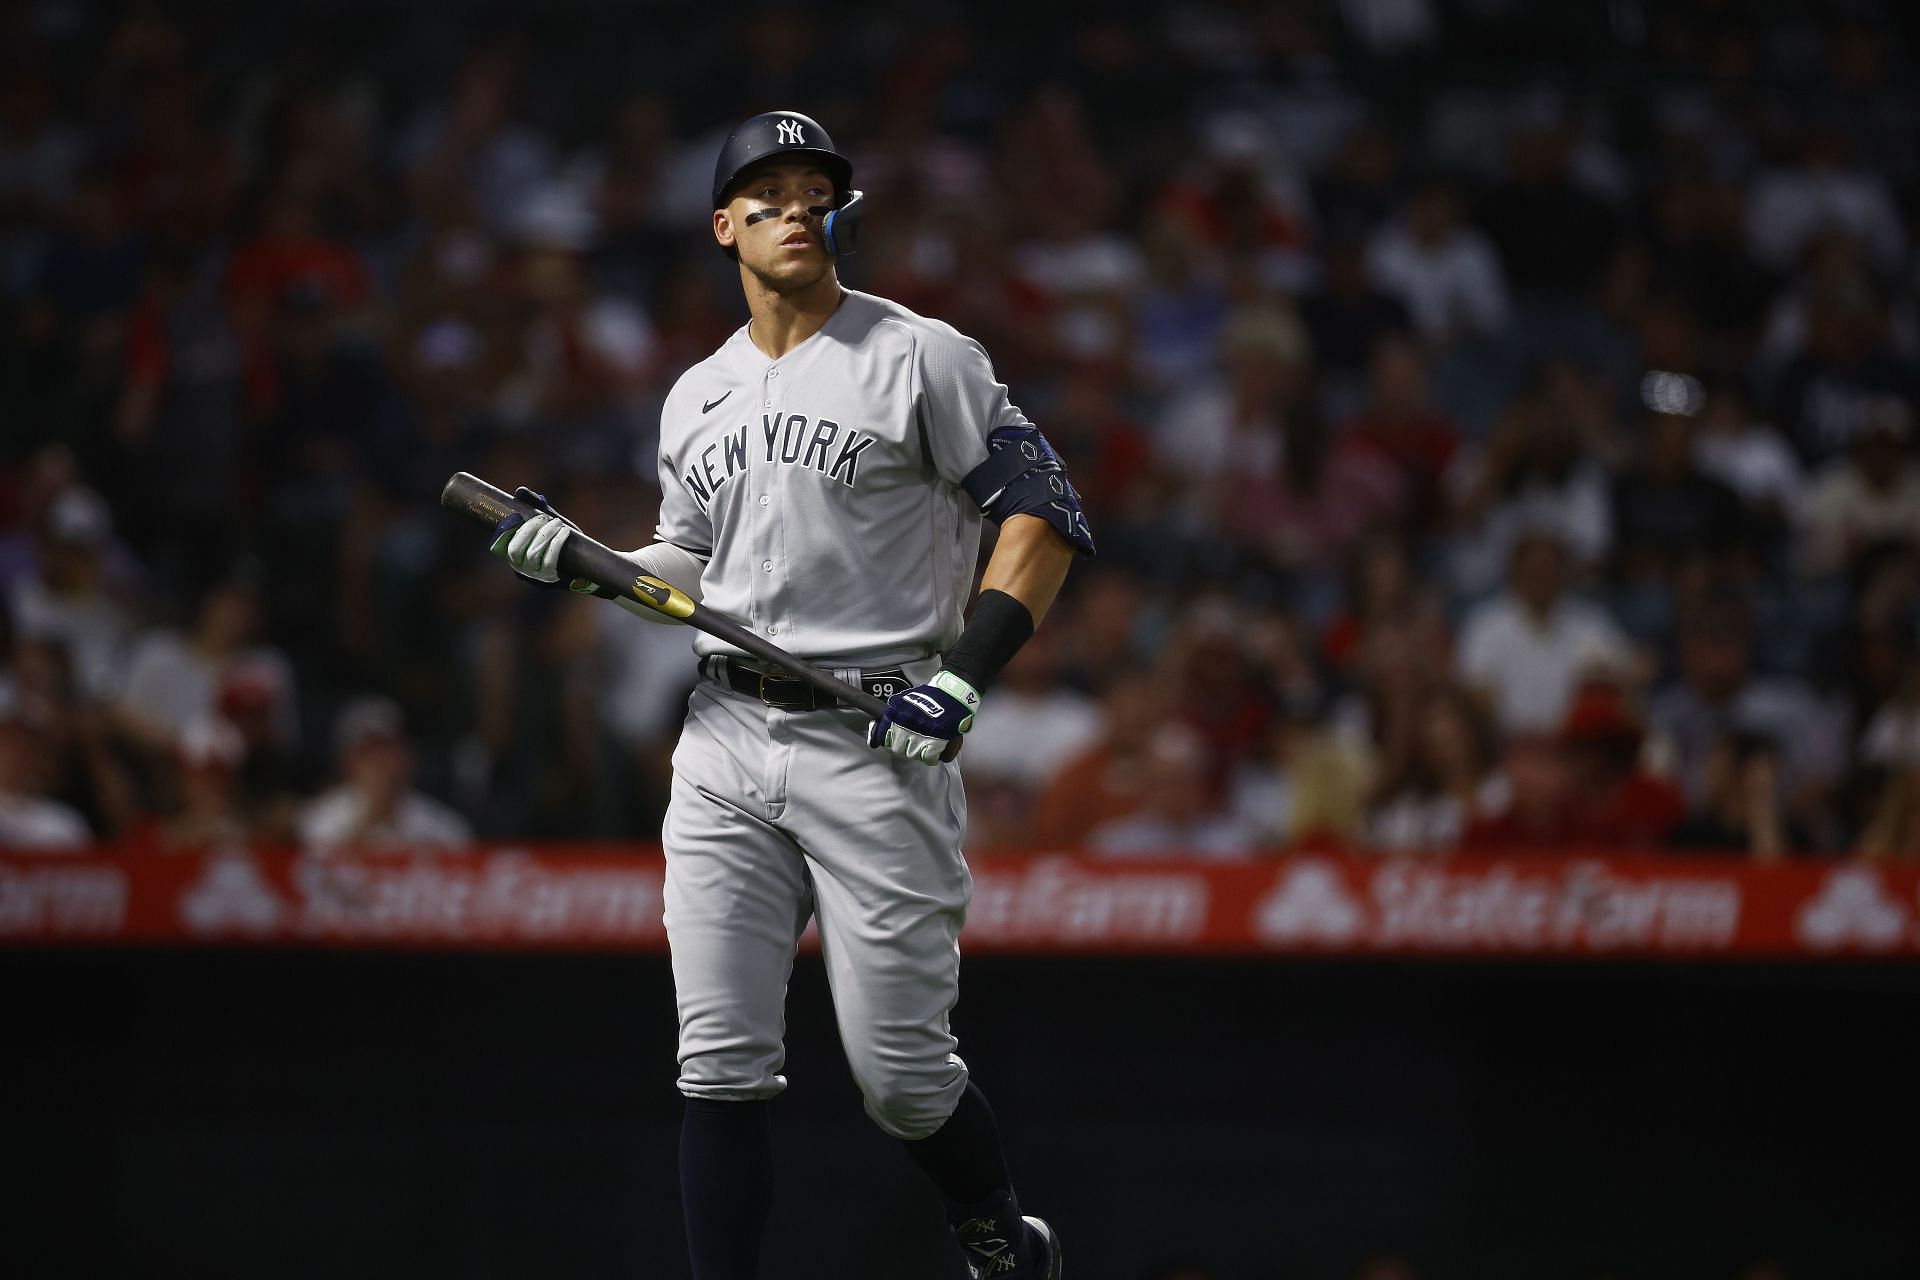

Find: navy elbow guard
[960,425,1096,556]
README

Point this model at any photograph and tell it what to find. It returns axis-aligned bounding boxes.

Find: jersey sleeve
[653,405,715,555]
[912,322,1031,487]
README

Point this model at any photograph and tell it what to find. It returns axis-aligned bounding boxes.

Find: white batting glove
[490,513,577,586]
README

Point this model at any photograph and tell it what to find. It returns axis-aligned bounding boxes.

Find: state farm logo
[965,858,1209,946]
[1794,867,1909,951]
[1254,860,1366,945]
[179,855,285,936]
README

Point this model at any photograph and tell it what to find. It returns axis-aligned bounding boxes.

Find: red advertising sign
[3,847,1918,959]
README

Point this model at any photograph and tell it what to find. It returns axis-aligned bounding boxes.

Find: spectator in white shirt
[1691,382,1806,535]
[0,679,90,850]
[6,486,136,703]
[1154,304,1313,488]
[1746,125,1906,276]
[1457,529,1634,734]
[1646,596,1843,813]
[116,575,298,756]
[1447,360,1617,598]
[1860,667,1920,769]
[297,696,472,854]
[1799,396,1920,577]
[960,629,1102,792]
[1366,177,1510,347]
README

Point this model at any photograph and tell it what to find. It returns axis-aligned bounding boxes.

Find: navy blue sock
[902,1081,1014,1210]
[679,1096,772,1280]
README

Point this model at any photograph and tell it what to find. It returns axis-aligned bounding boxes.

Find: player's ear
[713,208,736,251]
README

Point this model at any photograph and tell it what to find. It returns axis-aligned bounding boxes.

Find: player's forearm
[978,514,1073,626]
[608,541,709,624]
[938,517,1073,694]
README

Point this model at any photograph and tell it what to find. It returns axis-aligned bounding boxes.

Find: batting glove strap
[867,671,980,764]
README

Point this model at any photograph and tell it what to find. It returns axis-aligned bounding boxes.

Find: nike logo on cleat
[702,391,731,413]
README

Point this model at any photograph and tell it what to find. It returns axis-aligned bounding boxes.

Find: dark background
[7,951,1916,1280]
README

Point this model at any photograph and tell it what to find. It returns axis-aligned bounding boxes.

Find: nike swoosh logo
[702,391,731,413]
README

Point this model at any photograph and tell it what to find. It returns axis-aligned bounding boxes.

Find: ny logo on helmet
[777,118,806,145]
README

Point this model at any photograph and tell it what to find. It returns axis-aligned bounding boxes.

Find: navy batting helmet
[711,110,863,256]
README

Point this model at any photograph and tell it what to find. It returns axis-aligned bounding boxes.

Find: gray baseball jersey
[654,289,1028,667]
[653,288,1026,1140]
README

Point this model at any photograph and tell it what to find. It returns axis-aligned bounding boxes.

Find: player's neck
[742,270,844,359]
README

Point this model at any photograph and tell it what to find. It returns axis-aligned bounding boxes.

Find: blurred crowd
[3,0,1919,858]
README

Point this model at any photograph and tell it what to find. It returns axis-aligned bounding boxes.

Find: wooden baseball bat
[440,472,962,760]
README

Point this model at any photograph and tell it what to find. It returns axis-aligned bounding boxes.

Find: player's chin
[755,251,832,290]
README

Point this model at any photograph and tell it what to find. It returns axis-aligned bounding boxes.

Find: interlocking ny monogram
[776,118,805,145]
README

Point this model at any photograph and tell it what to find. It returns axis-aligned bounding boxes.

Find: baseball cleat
[954,1207,1060,1279]
[1024,1215,1061,1278]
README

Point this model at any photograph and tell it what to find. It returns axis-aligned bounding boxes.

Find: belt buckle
[757,670,809,710]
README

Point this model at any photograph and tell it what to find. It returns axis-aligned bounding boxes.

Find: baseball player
[491,110,1092,1278]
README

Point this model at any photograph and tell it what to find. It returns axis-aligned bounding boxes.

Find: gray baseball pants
[662,665,972,1139]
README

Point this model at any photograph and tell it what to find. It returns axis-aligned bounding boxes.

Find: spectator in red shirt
[1459,732,1580,850]
[1337,335,1462,534]
[1318,533,1451,679]
[1043,359,1155,524]
[1031,670,1167,848]
[224,178,371,325]
[1167,599,1278,787]
[224,180,373,415]
[1561,685,1688,848]
[1150,110,1313,285]
[124,715,252,853]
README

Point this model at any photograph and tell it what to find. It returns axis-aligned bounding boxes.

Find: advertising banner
[4,847,1918,958]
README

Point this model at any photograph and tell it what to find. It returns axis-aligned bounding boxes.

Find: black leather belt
[708,657,915,710]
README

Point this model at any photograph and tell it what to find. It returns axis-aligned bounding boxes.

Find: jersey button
[765,625,778,636]
[762,560,773,572]
[758,495,770,507]
[768,368,779,378]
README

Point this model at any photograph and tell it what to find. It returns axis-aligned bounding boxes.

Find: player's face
[716,163,837,292]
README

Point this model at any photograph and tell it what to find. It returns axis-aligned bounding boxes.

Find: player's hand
[867,671,980,765]
[489,487,596,593]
